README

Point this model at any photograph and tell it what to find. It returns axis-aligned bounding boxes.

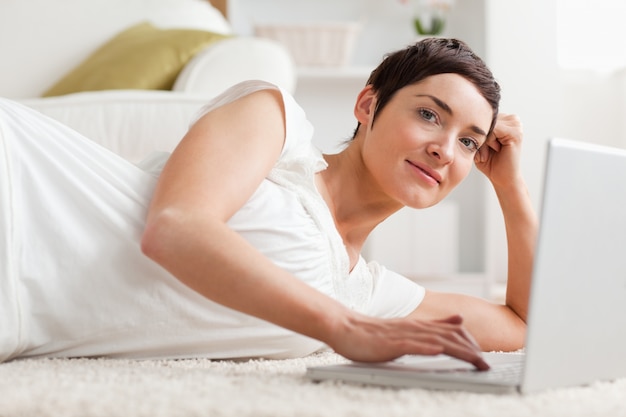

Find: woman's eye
[460,137,480,152]
[418,108,437,123]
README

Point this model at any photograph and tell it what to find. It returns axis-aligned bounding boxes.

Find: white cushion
[174,37,297,96]
[20,90,212,162]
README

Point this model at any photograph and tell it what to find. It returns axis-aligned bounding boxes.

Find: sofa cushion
[43,22,229,97]
[21,90,210,162]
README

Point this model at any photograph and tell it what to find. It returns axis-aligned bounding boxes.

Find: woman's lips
[406,160,442,185]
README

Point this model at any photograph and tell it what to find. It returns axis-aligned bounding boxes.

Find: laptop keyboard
[427,360,524,384]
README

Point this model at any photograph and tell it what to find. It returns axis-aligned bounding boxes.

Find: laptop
[306,138,626,394]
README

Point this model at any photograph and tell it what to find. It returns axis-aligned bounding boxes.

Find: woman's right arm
[140,88,488,368]
[141,89,340,341]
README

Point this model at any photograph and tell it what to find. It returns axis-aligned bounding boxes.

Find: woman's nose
[427,135,455,164]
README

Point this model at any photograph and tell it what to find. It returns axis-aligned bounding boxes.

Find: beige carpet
[1,351,625,417]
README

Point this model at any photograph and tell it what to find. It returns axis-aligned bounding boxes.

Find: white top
[0,81,425,363]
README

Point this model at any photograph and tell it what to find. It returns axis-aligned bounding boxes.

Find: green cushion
[43,22,229,97]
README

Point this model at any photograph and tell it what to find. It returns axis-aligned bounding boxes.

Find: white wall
[482,0,562,282]
[483,0,626,282]
[559,71,626,148]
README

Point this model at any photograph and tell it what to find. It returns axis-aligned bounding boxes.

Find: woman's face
[357,73,493,209]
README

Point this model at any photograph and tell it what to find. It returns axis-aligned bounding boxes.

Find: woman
[0,38,536,369]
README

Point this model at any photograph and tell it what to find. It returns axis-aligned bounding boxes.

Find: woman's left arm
[410,114,538,351]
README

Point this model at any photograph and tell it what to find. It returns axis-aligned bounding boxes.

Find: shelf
[296,66,372,80]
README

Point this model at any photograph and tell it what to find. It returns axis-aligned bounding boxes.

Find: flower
[399,0,454,36]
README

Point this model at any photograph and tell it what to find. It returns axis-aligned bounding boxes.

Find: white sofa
[0,0,296,162]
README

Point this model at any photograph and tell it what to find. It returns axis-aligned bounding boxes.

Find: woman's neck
[316,143,402,265]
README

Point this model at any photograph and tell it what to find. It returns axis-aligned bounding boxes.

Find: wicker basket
[254,22,361,67]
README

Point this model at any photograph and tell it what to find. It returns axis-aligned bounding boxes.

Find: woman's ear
[354,85,376,126]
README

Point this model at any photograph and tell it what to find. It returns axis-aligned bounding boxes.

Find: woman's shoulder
[193,80,317,167]
[189,80,282,126]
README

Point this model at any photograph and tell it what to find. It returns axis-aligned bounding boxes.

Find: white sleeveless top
[0,81,424,362]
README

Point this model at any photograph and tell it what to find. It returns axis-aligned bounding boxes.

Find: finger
[491,114,523,145]
[475,141,492,164]
[401,331,484,372]
[412,330,490,371]
[488,135,502,152]
[434,314,463,325]
[446,344,490,370]
[432,315,482,350]
[431,333,490,371]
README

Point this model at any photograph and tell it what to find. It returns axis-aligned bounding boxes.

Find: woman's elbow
[491,309,527,352]
[505,321,527,352]
[140,209,180,264]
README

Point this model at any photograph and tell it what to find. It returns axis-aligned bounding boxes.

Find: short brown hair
[354,38,500,137]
